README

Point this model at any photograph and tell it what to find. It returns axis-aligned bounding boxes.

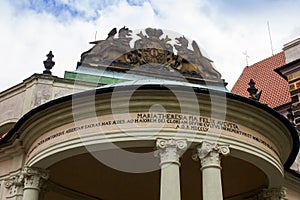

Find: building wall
[0,74,95,127]
[0,46,300,198]
[0,73,97,199]
[283,38,300,63]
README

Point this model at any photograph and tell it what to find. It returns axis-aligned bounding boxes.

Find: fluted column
[22,167,49,200]
[193,142,230,200]
[156,138,187,200]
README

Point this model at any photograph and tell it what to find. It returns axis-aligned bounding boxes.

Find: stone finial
[247,79,262,101]
[287,107,295,125]
[43,51,55,75]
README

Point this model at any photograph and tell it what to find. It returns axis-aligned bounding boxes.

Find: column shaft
[22,189,39,200]
[160,164,181,200]
[156,138,187,200]
[202,165,223,200]
[194,142,230,200]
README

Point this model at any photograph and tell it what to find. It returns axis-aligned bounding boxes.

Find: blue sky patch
[13,0,102,21]
[126,0,146,6]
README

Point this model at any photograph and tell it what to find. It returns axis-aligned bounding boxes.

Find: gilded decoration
[79,27,222,80]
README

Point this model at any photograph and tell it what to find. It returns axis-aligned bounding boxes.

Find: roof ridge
[247,51,285,68]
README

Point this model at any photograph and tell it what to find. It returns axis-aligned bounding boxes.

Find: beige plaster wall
[283,38,300,63]
[0,74,95,200]
[0,74,94,127]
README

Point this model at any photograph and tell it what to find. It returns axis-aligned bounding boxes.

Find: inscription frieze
[27,112,278,158]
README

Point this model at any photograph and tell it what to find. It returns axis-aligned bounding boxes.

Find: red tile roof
[231,52,291,108]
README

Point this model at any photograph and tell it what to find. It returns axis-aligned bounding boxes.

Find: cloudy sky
[0,0,299,91]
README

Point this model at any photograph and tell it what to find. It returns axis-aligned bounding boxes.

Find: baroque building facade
[0,27,299,199]
[232,38,300,199]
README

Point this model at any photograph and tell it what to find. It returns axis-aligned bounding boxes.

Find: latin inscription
[28,112,277,156]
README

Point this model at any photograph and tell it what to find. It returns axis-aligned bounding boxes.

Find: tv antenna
[267,21,274,56]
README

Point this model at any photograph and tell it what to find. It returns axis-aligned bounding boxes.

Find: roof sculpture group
[79,27,222,81]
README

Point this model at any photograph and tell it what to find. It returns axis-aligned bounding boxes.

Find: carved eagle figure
[106,28,117,39]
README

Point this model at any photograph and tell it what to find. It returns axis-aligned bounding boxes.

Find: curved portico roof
[1,27,298,181]
[1,80,298,170]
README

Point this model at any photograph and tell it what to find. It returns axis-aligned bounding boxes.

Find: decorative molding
[156,138,187,166]
[4,173,24,199]
[79,27,222,80]
[257,187,287,200]
[193,142,230,170]
[22,166,49,191]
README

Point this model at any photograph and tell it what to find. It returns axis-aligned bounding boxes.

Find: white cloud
[0,0,299,91]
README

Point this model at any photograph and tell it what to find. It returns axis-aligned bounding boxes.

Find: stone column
[193,142,230,200]
[22,167,49,200]
[5,173,24,200]
[156,138,187,200]
[258,188,287,200]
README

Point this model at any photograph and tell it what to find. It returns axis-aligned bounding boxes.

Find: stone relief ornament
[4,167,49,197]
[156,138,187,166]
[257,188,287,200]
[132,28,175,66]
[5,173,24,197]
[174,36,221,79]
[22,166,49,190]
[80,26,133,66]
[192,142,230,168]
[78,26,222,81]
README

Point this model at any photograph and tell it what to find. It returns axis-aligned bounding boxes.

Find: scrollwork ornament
[5,174,23,188]
[219,146,230,156]
[197,141,214,159]
[258,188,287,200]
[22,166,49,190]
[4,173,24,197]
[176,139,188,150]
[279,187,288,200]
[156,139,167,149]
[156,138,187,166]
[79,26,222,80]
[194,142,230,169]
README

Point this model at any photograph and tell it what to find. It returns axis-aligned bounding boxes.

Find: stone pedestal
[156,138,187,200]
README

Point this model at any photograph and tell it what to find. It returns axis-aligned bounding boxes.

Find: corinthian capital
[22,166,49,190]
[156,138,187,166]
[5,173,24,199]
[193,142,230,169]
